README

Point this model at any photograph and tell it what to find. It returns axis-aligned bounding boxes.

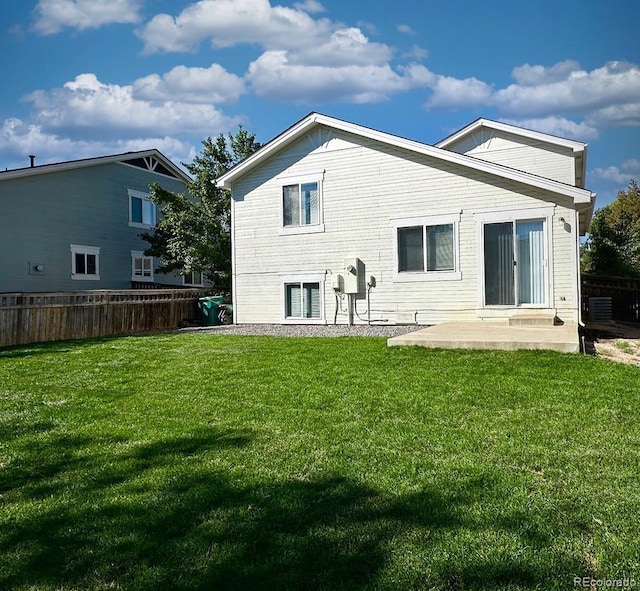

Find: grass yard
[1,334,639,590]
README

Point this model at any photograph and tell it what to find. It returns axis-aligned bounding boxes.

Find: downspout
[575,208,584,327]
[230,185,237,324]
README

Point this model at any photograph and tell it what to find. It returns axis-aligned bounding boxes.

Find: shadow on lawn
[2,428,586,591]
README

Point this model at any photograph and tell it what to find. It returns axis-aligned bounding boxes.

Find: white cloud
[356,20,378,36]
[586,103,640,129]
[404,44,428,60]
[32,0,142,35]
[248,52,432,103]
[133,64,246,104]
[293,0,326,13]
[592,159,640,184]
[495,61,640,126]
[137,0,332,54]
[500,116,599,141]
[425,75,493,110]
[419,60,640,136]
[24,73,243,139]
[397,24,415,35]
[0,117,197,170]
[291,27,392,67]
[136,0,435,104]
[511,60,581,86]
[137,0,391,67]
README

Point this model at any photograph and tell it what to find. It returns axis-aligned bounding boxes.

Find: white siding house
[217,114,596,327]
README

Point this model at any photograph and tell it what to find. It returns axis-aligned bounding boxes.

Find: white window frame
[278,172,325,236]
[70,244,100,281]
[392,212,462,282]
[183,270,204,286]
[128,189,156,229]
[280,272,326,324]
[131,250,154,282]
[474,204,554,309]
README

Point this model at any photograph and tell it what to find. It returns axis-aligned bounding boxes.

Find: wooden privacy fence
[0,289,204,348]
[581,274,640,323]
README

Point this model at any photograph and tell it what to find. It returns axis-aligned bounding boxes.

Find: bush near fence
[0,289,204,348]
[581,274,640,323]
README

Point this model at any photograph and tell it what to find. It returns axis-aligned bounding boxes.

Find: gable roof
[216,113,594,207]
[0,149,191,184]
[434,118,588,189]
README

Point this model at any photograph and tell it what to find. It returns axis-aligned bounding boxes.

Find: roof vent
[29,155,35,168]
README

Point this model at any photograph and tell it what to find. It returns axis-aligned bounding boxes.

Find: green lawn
[1,334,639,590]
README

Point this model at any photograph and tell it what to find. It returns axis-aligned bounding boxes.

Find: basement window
[281,272,326,323]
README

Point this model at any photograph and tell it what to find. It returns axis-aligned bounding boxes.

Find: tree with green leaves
[141,128,261,290]
[581,180,640,277]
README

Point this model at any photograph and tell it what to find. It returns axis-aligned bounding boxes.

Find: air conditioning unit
[589,297,612,322]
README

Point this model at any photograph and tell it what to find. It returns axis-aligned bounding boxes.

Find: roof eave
[577,193,597,235]
[0,149,191,184]
[217,113,321,189]
[217,113,593,204]
[435,118,588,153]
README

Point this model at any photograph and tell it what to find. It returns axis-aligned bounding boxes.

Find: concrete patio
[387,322,580,353]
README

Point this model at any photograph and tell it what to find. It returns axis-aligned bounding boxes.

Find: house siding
[443,130,576,186]
[232,127,581,325]
[0,162,187,292]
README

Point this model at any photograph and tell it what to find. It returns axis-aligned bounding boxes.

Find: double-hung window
[70,244,100,280]
[131,251,153,281]
[281,273,325,323]
[279,172,324,235]
[393,213,461,281]
[183,270,204,286]
[128,189,156,228]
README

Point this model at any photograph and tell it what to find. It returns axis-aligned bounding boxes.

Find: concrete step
[508,314,557,327]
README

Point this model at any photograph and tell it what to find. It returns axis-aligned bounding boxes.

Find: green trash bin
[197,296,225,326]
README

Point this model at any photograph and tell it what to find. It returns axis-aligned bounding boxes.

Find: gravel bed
[181,323,418,338]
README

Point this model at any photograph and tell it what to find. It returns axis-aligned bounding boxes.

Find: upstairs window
[283,182,319,227]
[128,189,156,227]
[279,172,325,235]
[70,244,100,280]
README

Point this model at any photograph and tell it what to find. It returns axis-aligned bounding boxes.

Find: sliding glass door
[484,220,545,306]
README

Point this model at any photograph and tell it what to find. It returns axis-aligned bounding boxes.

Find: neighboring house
[217,113,596,326]
[0,149,203,293]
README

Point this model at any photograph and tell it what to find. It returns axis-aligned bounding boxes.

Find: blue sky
[1,0,639,207]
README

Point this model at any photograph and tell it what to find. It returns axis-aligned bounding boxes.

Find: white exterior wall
[444,130,576,186]
[231,127,580,325]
